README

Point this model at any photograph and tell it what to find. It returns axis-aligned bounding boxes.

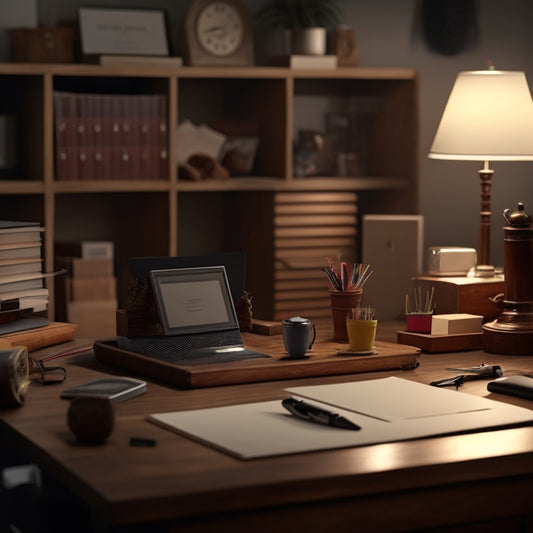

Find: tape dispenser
[0,347,30,407]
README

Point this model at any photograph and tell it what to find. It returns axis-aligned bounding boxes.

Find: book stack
[55,241,117,339]
[0,220,77,351]
[53,91,168,181]
[0,220,48,316]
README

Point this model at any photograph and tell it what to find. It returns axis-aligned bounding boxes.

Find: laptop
[117,265,269,365]
[128,252,246,306]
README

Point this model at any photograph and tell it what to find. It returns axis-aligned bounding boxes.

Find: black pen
[282,398,361,431]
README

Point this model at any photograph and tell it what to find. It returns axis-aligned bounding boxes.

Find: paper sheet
[148,377,533,460]
[175,120,227,164]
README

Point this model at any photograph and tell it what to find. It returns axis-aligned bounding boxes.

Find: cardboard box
[416,275,504,320]
[431,313,484,335]
[68,300,117,338]
[69,276,116,301]
[56,257,113,278]
[55,241,114,260]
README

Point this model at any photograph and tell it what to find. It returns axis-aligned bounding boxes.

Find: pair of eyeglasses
[29,344,93,385]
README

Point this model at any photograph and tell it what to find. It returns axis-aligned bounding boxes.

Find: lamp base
[482,308,533,354]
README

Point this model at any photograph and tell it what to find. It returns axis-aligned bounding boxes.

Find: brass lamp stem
[478,161,494,266]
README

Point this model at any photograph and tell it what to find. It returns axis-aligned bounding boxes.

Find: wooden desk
[1,324,532,532]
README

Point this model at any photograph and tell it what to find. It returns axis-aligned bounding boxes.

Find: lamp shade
[429,70,533,160]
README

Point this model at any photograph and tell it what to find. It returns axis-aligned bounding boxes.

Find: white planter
[290,27,327,55]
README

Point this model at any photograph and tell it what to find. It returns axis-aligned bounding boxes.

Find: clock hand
[203,25,224,33]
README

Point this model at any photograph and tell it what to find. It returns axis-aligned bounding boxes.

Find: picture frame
[78,7,171,56]
[150,266,239,336]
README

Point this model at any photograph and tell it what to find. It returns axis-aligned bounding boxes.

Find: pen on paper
[281,398,361,431]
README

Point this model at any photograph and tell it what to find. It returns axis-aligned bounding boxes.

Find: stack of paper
[175,120,227,165]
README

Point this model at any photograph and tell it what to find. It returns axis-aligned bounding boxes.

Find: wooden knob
[67,397,114,444]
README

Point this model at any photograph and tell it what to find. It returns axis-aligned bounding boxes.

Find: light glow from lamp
[428,69,533,273]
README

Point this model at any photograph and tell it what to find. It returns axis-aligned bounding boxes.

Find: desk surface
[1,323,533,532]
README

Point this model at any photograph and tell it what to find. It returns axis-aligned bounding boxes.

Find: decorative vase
[291,27,327,55]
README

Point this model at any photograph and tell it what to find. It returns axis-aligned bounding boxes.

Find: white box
[81,241,114,260]
[431,313,483,335]
[427,247,476,276]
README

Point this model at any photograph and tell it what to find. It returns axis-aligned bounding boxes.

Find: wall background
[34,0,533,268]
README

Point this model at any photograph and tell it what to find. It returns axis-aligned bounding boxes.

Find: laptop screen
[129,252,246,305]
[150,266,239,336]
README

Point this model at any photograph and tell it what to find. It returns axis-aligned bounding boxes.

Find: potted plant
[256,0,340,55]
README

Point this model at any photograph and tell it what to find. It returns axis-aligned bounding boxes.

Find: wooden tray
[397,330,482,353]
[93,338,420,389]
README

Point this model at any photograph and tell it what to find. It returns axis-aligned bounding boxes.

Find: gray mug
[282,316,316,359]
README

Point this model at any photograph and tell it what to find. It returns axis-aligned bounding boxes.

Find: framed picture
[150,266,239,336]
[78,7,170,56]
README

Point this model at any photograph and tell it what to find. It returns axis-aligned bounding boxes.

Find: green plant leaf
[255,0,340,29]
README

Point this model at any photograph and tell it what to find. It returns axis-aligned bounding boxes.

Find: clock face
[196,2,244,57]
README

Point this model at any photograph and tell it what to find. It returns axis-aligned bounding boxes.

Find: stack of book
[0,220,47,316]
[53,91,168,181]
[0,220,77,351]
[55,241,117,339]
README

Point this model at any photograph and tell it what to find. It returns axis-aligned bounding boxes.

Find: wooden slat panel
[274,267,325,280]
[275,279,330,290]
[273,307,331,320]
[274,203,357,215]
[275,248,354,260]
[276,237,356,248]
[275,192,358,203]
[273,297,330,310]
[275,214,357,226]
[275,226,357,238]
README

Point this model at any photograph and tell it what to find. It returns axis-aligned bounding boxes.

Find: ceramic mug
[282,316,316,359]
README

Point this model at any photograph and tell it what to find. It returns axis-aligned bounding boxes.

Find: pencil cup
[346,318,377,352]
[329,289,362,341]
[406,313,433,334]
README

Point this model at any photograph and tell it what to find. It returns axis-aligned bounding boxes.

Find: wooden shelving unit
[0,63,418,321]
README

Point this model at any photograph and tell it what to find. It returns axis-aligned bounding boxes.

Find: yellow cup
[346,318,377,352]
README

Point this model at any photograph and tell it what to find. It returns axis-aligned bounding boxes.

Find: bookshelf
[0,63,418,321]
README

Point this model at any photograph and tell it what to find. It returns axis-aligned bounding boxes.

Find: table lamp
[428,68,533,276]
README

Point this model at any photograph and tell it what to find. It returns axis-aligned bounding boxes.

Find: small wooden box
[327,27,358,67]
[416,276,504,320]
[9,27,73,63]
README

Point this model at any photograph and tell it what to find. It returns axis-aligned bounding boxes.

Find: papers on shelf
[269,54,338,69]
[99,55,183,67]
[175,120,227,164]
[148,377,533,460]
